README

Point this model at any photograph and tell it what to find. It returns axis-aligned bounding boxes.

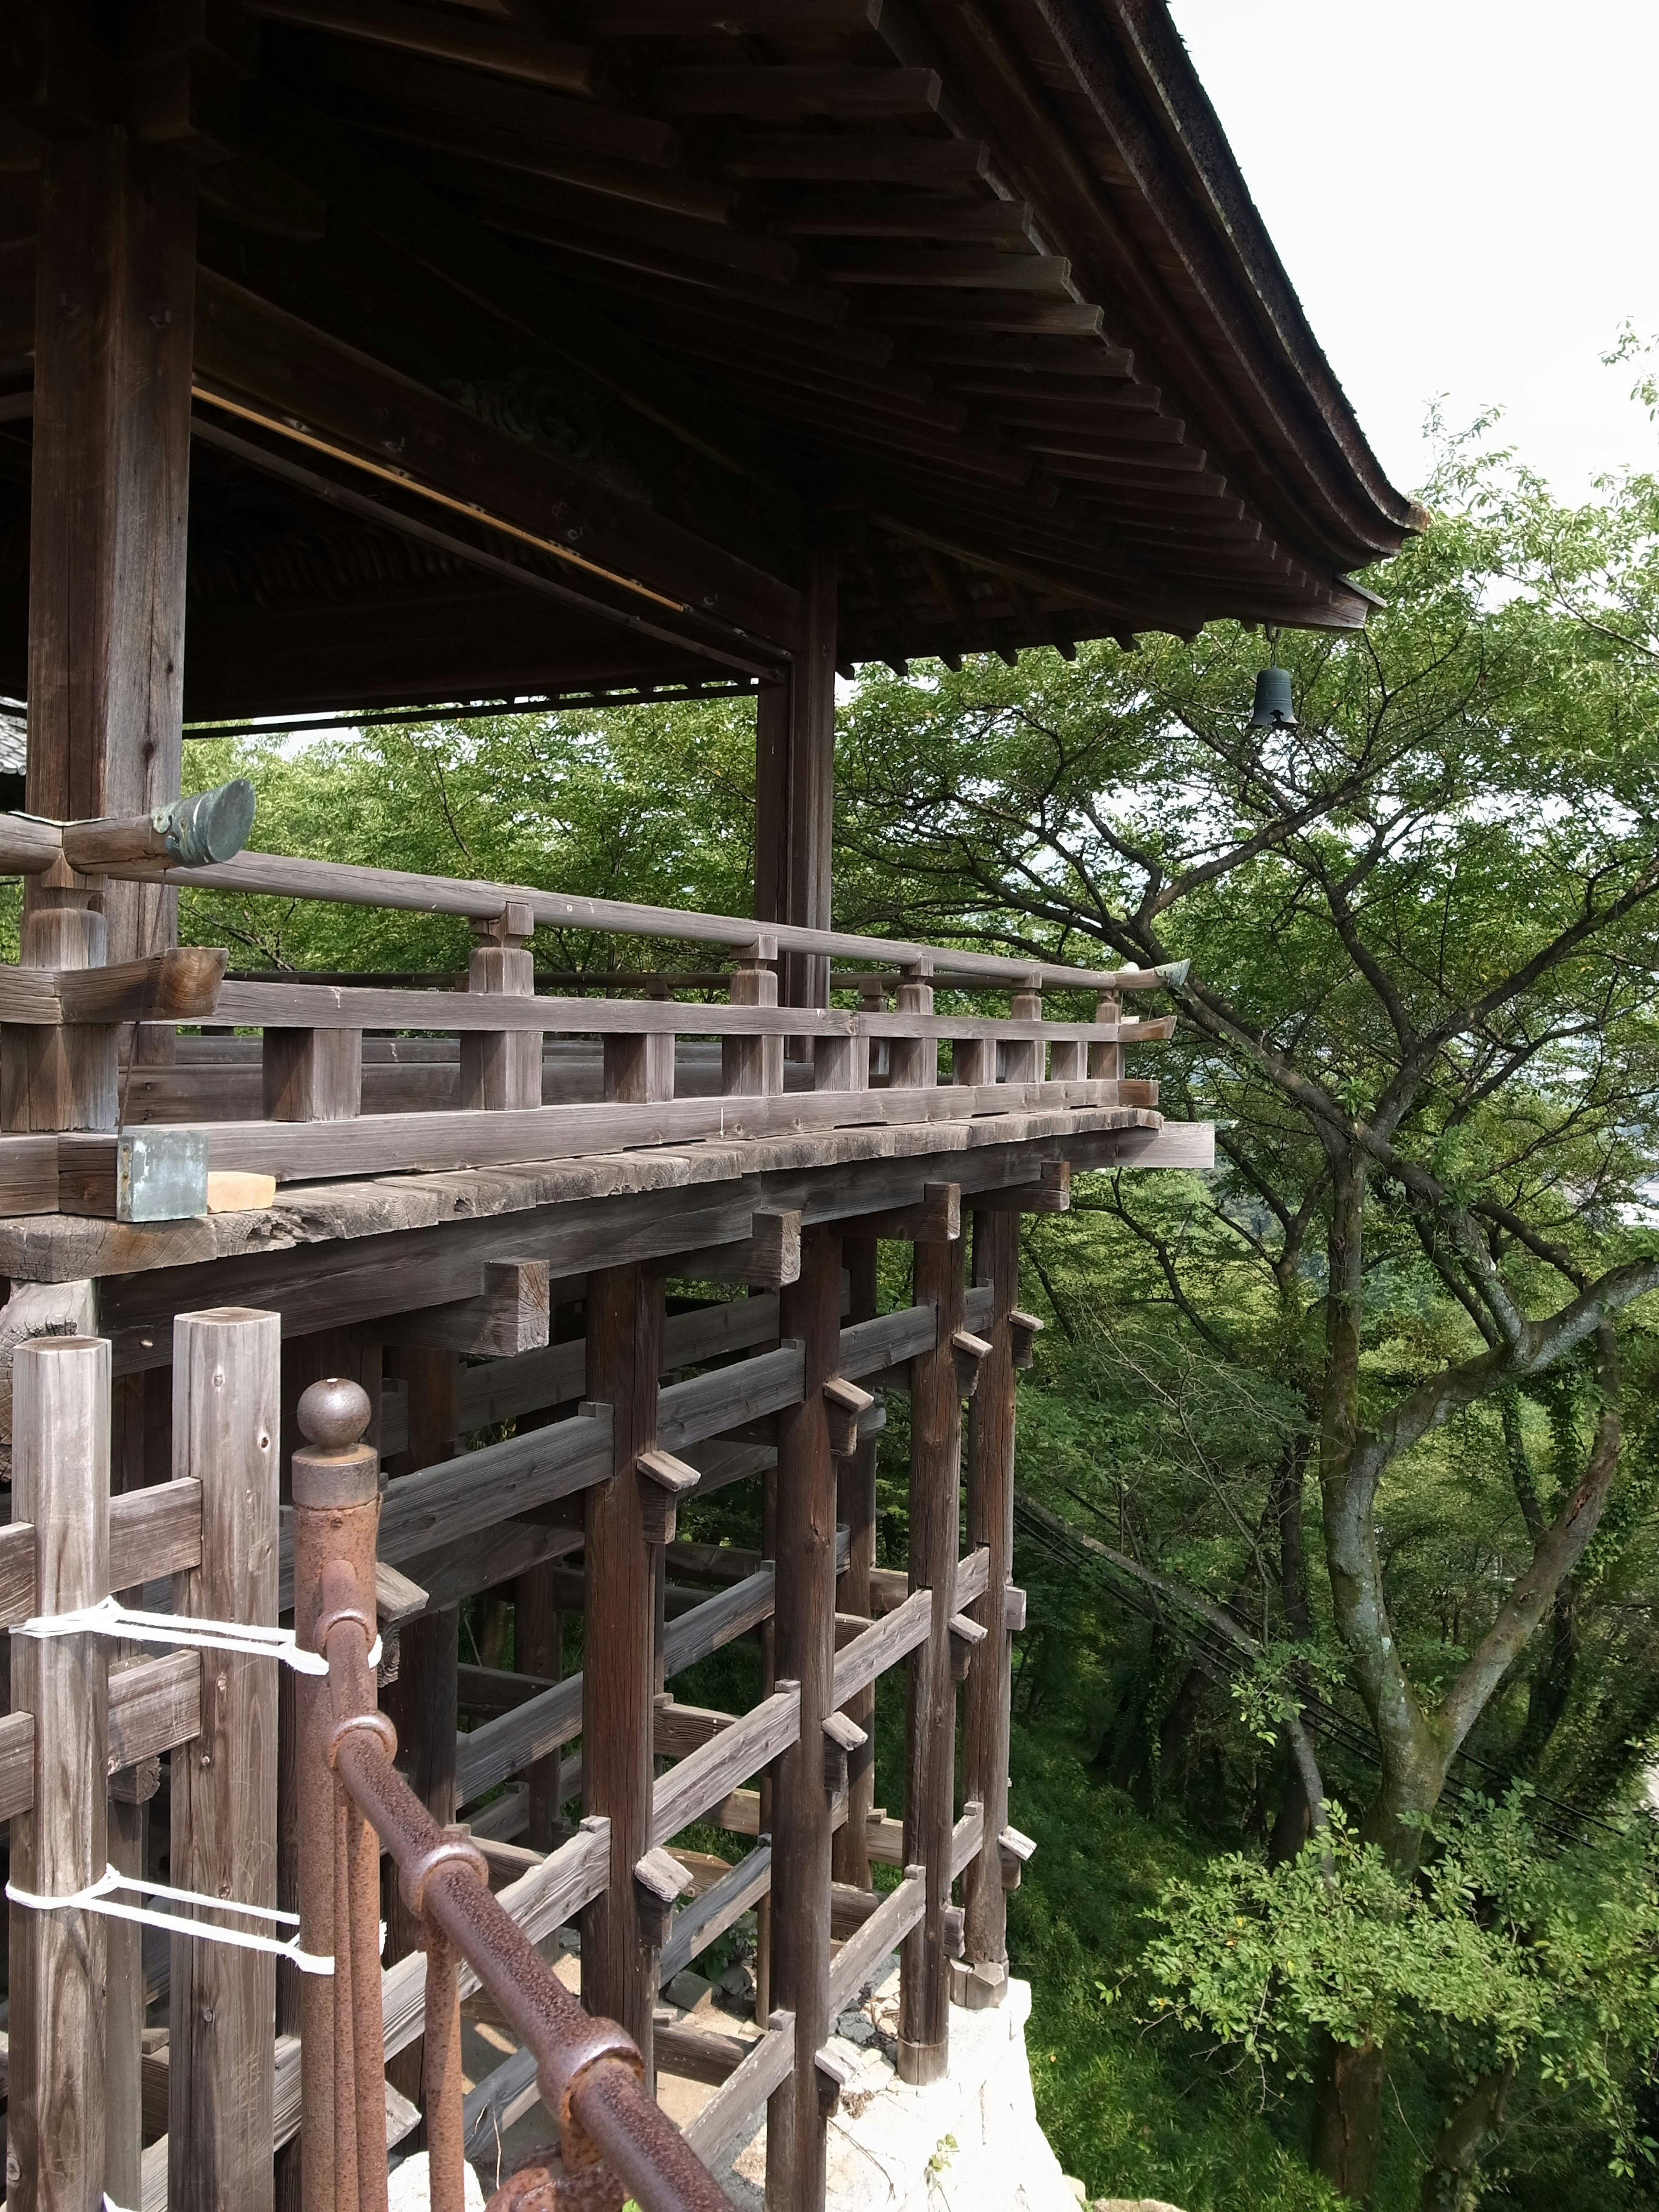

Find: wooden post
[169,1307,282,2211]
[887,966,936,1092]
[766,1224,841,2212]
[962,1209,1019,2006]
[1002,983,1043,1084]
[582,1263,663,2070]
[756,553,836,1027]
[461,899,540,1111]
[263,1028,363,1121]
[381,1348,461,2116]
[832,1235,879,1890]
[1089,992,1123,1082]
[7,1335,111,2212]
[899,1232,966,2084]
[516,1554,566,1850]
[25,128,196,968]
[723,938,783,1100]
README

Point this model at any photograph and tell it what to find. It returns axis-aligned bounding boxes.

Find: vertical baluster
[722,935,782,1099]
[1089,989,1122,1093]
[950,1034,995,1092]
[1001,978,1043,1086]
[423,1926,466,2212]
[460,898,539,1111]
[264,1026,362,1122]
[860,976,890,1087]
[887,962,934,1090]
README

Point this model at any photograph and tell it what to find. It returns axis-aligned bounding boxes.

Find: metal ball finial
[296,1376,372,1451]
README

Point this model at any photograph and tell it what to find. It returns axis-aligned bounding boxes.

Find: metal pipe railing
[290,1376,729,2212]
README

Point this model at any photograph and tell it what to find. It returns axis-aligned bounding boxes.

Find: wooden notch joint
[822,1374,875,1458]
[635,1842,695,1948]
[674,1208,801,1288]
[947,1608,987,1682]
[814,2043,854,2118]
[637,1446,701,1546]
[822,1705,866,1795]
[998,1823,1037,1890]
[1007,1310,1044,1371]
[1004,1584,1028,1633]
[950,1329,993,1398]
[474,896,536,947]
[973,1157,1071,1215]
[861,1179,960,1244]
[385,1259,550,1357]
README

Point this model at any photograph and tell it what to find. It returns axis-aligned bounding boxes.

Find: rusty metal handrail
[290,1377,729,2212]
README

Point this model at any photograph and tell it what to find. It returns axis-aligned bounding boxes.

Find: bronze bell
[1249,663,1296,730]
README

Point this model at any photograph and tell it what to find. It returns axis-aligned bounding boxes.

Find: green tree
[834,436,1659,2193]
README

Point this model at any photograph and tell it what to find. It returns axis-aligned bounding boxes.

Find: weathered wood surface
[660,1842,772,1986]
[107,1651,200,1772]
[9,1335,111,2212]
[651,1684,800,1847]
[964,1208,1019,1994]
[683,2010,796,2167]
[0,1478,203,1630]
[582,1264,663,2065]
[826,1867,927,2019]
[169,1307,282,2212]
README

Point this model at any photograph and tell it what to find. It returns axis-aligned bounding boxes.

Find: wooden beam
[653,65,941,116]
[719,133,988,184]
[246,0,594,92]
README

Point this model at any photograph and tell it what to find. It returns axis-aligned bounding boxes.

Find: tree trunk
[1419,2063,1512,2212]
[1310,2033,1389,2202]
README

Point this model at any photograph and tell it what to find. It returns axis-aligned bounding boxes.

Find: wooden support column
[8,1335,110,2212]
[765,1223,841,2212]
[381,1347,461,2114]
[1001,982,1043,1085]
[756,553,837,1027]
[723,936,783,1100]
[961,1209,1019,2007]
[169,1307,282,2212]
[832,1235,879,1890]
[887,965,936,1092]
[1089,991,1123,1081]
[462,897,540,1110]
[582,1263,663,2070]
[899,1231,966,2085]
[263,1027,362,1121]
[25,129,197,970]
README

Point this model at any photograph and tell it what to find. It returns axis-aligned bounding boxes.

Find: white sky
[1167,1,1659,500]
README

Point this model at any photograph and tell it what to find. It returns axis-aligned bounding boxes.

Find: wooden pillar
[756,553,837,1023]
[962,1209,1019,2005]
[582,1263,663,2069]
[899,1232,966,2084]
[461,899,540,1111]
[381,1348,461,2112]
[169,1307,282,2212]
[766,1224,841,2212]
[7,1335,110,2212]
[832,1235,879,1889]
[27,129,196,967]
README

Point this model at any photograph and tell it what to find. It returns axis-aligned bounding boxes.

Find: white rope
[6,1864,336,1974]
[11,1593,382,1672]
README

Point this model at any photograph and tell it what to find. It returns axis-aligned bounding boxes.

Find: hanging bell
[1249,664,1296,730]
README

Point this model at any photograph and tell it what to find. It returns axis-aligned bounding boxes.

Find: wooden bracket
[973,1157,1071,1215]
[943,1904,966,1960]
[814,2042,853,2118]
[950,1329,992,1398]
[1004,1585,1028,1633]
[385,1259,550,1357]
[474,897,535,947]
[998,1822,1037,1890]
[637,1446,701,1546]
[0,946,227,1027]
[860,1180,960,1244]
[947,1609,987,1683]
[373,1559,430,1689]
[822,1707,867,1795]
[822,1374,875,1458]
[675,1208,801,1289]
[634,1843,695,1949]
[1007,1310,1044,1371]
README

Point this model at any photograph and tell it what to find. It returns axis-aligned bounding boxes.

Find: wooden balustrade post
[766,1223,841,2212]
[899,1231,967,2084]
[950,1035,995,1090]
[1001,981,1044,1085]
[723,937,783,1098]
[8,1335,111,2212]
[832,1236,880,1890]
[583,1263,664,2070]
[263,1027,362,1121]
[169,1307,282,2212]
[461,898,540,1110]
[962,1210,1020,2007]
[887,964,935,1090]
[1089,991,1123,1085]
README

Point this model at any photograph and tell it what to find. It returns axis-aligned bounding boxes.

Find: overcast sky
[1167,1,1659,501]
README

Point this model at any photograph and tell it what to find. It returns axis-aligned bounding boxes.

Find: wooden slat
[245,0,594,92]
[830,1586,931,1708]
[660,1841,772,1986]
[0,1707,34,1820]
[682,2009,795,2165]
[655,2019,754,2085]
[826,1867,926,2018]
[651,1684,799,1847]
[657,1341,804,1454]
[108,1477,204,1588]
[950,1799,986,1880]
[654,66,941,117]
[107,1651,200,1770]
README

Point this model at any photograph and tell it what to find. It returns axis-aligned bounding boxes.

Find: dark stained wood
[962,1207,1017,2001]
[514,1546,566,1850]
[757,553,837,1019]
[582,1262,664,2072]
[765,1222,841,2211]
[168,1308,282,2212]
[899,1230,966,2083]
[249,0,594,93]
[832,1235,878,1890]
[655,67,941,117]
